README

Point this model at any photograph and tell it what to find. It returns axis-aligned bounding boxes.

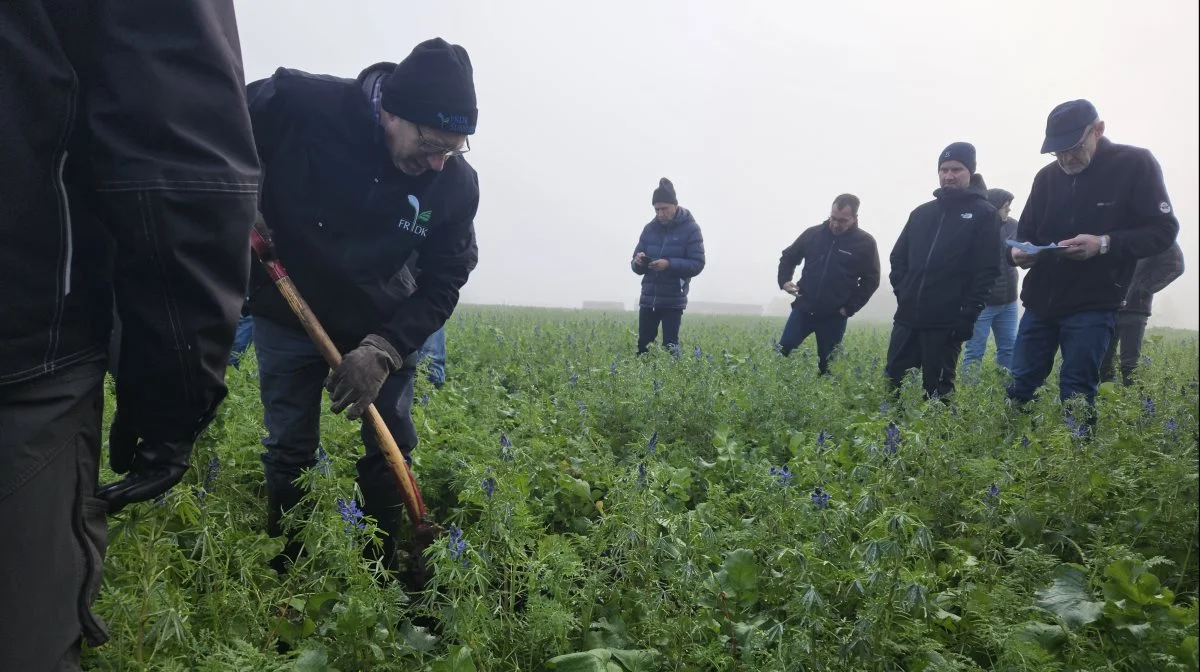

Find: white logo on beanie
[1160,201,1172,214]
[960,213,974,220]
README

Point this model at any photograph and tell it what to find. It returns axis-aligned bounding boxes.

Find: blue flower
[816,431,829,449]
[610,361,618,376]
[693,346,703,358]
[647,432,658,455]
[769,466,794,486]
[337,497,365,533]
[447,525,468,565]
[192,486,208,508]
[500,433,512,449]
[1021,435,1031,448]
[884,422,901,455]
[1166,418,1179,431]
[987,483,1000,498]
[1065,413,1089,438]
[637,463,647,485]
[880,400,889,413]
[577,400,588,415]
[569,374,578,386]
[420,394,429,407]
[205,457,220,490]
[500,433,514,461]
[653,379,662,393]
[811,486,830,509]
[482,476,496,499]
[1143,397,1157,417]
[316,445,332,476]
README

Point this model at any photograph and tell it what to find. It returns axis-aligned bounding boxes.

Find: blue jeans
[228,313,254,368]
[963,302,1018,371]
[1007,309,1116,406]
[779,309,848,374]
[416,327,446,387]
[253,316,418,494]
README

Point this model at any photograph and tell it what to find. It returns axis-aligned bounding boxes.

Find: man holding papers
[1006,100,1179,416]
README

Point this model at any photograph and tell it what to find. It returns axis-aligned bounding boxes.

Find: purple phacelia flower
[769,466,794,486]
[884,422,901,455]
[337,497,365,533]
[811,486,830,509]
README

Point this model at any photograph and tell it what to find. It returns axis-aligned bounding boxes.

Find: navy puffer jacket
[630,208,705,310]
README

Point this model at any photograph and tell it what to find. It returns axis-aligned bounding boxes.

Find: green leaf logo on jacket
[400,195,433,236]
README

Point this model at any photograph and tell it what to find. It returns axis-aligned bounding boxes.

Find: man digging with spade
[245,38,480,585]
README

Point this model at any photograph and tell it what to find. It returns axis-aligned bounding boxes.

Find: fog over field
[234,0,1200,329]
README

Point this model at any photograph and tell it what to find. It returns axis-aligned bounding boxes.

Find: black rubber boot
[360,483,432,592]
[266,483,307,575]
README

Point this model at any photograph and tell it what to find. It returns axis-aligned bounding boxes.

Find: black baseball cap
[1040,99,1099,154]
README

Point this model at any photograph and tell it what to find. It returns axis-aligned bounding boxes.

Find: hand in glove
[96,413,194,514]
[949,309,979,343]
[326,334,404,420]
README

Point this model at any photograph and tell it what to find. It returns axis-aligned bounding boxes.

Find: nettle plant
[84,310,1197,671]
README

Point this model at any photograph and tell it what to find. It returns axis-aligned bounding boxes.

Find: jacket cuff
[362,333,404,370]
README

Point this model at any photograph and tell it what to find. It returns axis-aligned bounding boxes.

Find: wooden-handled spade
[249,219,439,541]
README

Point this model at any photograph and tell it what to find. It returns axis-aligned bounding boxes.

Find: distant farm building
[688,301,762,316]
[581,301,626,311]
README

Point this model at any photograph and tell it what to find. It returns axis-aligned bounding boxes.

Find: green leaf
[1116,622,1152,638]
[1176,636,1198,669]
[1103,558,1168,606]
[432,645,478,672]
[417,210,432,223]
[1016,622,1068,651]
[546,650,617,672]
[295,647,329,672]
[609,649,661,671]
[305,591,340,618]
[1035,564,1103,629]
[719,548,759,605]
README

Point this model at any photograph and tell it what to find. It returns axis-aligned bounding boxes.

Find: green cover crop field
[84,307,1199,671]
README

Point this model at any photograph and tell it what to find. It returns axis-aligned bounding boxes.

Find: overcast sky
[233,0,1199,329]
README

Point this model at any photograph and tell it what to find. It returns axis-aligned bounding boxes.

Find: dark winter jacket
[1120,241,1184,316]
[245,63,480,356]
[1012,137,1180,317]
[985,217,1020,305]
[889,175,1003,329]
[630,208,705,310]
[777,222,881,317]
[0,2,259,443]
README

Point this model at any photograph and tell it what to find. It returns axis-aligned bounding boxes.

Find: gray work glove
[326,334,404,420]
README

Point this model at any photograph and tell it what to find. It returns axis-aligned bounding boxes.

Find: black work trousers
[885,324,964,399]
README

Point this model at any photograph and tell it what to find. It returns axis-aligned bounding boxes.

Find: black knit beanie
[938,142,977,174]
[652,178,678,205]
[381,38,478,135]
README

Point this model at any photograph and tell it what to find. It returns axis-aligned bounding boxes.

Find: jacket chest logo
[398,194,432,237]
[960,212,974,220]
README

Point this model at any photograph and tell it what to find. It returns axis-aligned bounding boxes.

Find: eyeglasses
[1051,126,1094,157]
[416,125,470,158]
